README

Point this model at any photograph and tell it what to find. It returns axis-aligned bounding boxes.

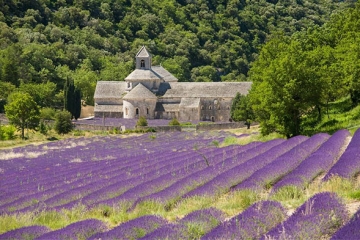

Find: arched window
[211,116,215,122]
[140,60,145,68]
[201,105,204,110]
[218,106,221,110]
[147,108,149,114]
[125,108,128,115]
[136,108,139,115]
[209,106,212,110]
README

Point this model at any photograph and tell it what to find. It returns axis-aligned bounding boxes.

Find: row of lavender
[132,128,354,211]
[1,192,358,239]
[0,131,244,214]
[1,128,360,238]
[1,128,358,215]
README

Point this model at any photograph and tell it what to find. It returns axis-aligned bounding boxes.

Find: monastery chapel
[94,46,252,122]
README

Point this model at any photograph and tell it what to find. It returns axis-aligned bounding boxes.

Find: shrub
[40,107,56,120]
[54,110,73,134]
[136,116,148,127]
[39,121,48,135]
[169,118,180,126]
[0,124,16,140]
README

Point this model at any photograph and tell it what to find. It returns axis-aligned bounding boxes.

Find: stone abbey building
[94,46,252,122]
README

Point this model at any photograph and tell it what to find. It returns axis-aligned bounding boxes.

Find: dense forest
[0,0,355,108]
[248,2,360,137]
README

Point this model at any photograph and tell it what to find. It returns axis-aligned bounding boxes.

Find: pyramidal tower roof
[123,83,157,100]
[136,46,151,58]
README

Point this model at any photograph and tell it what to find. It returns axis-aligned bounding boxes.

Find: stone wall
[123,99,156,119]
[136,125,182,132]
[94,111,123,118]
[196,122,258,131]
[74,124,123,131]
[200,98,232,122]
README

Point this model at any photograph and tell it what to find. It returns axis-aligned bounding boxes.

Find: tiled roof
[162,82,252,98]
[136,46,151,58]
[125,69,162,81]
[122,83,157,100]
[94,104,123,112]
[152,66,178,82]
[94,81,126,99]
[179,98,200,108]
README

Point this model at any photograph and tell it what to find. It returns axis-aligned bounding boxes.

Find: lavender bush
[140,208,225,239]
[272,129,350,193]
[88,215,167,240]
[331,207,360,240]
[203,201,286,239]
[130,142,265,209]
[262,192,349,239]
[139,224,187,240]
[0,226,50,240]
[35,219,107,240]
[233,133,330,191]
[184,136,307,198]
[0,132,231,214]
[324,128,360,180]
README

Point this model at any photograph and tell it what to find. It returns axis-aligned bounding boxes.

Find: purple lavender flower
[234,133,330,191]
[324,128,360,181]
[184,136,307,198]
[35,219,107,240]
[263,192,349,239]
[203,201,286,239]
[272,129,350,192]
[0,225,50,240]
[140,208,225,239]
[139,224,187,240]
[331,208,360,240]
[128,142,264,209]
[88,215,167,240]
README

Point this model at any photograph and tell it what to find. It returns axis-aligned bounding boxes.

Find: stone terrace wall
[137,126,182,132]
[74,124,122,131]
[196,122,258,131]
[73,121,257,132]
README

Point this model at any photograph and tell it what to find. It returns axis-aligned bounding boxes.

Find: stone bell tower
[135,46,151,70]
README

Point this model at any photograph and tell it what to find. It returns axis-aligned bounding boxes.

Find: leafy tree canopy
[5,92,40,139]
[231,92,254,129]
[0,0,354,107]
[249,2,360,137]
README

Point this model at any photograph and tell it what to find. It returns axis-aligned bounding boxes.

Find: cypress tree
[64,77,81,119]
[73,87,82,120]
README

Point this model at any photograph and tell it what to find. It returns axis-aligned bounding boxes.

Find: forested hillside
[0,0,354,107]
[249,2,360,137]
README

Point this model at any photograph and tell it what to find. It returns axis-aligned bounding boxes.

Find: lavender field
[0,129,360,240]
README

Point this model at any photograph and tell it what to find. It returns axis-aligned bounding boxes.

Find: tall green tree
[64,77,74,114]
[73,87,81,120]
[231,92,254,129]
[5,92,40,139]
[249,35,324,137]
[64,77,81,120]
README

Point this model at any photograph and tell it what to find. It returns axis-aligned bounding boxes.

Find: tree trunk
[21,125,25,139]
